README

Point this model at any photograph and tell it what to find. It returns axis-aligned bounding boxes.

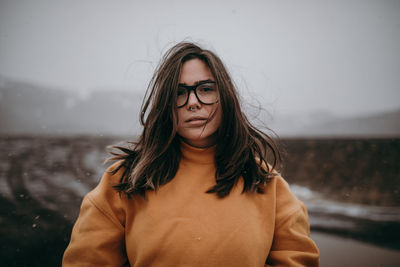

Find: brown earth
[280,138,400,206]
[0,135,399,266]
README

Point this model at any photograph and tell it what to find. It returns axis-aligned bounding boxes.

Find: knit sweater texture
[63,142,319,266]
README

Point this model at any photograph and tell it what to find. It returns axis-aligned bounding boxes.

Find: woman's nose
[187,90,201,109]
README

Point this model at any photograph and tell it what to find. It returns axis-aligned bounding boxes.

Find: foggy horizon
[1,0,399,120]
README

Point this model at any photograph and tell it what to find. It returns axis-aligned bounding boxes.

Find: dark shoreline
[311,231,400,267]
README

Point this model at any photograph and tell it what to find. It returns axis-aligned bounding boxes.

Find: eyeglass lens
[177,83,218,107]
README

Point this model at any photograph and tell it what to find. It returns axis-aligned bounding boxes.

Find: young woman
[63,42,319,266]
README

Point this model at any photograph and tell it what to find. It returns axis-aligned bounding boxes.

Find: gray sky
[1,0,399,117]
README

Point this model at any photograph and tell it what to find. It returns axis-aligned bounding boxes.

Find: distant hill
[1,78,399,137]
[0,79,143,136]
[302,111,400,137]
[268,109,400,138]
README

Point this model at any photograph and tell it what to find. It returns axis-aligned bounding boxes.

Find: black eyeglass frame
[176,81,219,108]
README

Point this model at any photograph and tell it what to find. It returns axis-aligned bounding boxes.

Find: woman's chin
[179,134,216,148]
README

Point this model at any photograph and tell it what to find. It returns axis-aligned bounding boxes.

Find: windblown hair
[109,42,281,198]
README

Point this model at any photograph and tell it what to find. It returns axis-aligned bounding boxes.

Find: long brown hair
[109,42,281,198]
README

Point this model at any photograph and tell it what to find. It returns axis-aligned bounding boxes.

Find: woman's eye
[199,85,215,93]
[177,88,186,96]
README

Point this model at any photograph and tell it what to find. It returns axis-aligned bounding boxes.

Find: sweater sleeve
[62,163,129,267]
[265,177,320,267]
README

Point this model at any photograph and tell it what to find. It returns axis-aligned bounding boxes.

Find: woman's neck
[180,139,216,165]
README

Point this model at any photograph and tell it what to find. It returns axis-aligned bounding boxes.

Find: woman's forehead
[179,58,214,86]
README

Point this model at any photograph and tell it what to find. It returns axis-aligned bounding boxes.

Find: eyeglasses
[176,81,219,108]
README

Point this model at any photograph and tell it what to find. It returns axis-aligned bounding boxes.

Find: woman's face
[176,58,222,148]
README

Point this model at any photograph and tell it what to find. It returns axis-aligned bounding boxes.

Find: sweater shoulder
[269,174,308,229]
[86,161,127,227]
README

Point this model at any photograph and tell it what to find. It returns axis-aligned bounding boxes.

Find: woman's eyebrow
[178,79,216,86]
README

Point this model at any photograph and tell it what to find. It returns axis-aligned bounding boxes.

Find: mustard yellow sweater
[63,142,319,266]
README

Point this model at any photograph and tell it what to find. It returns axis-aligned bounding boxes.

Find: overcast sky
[0,0,399,117]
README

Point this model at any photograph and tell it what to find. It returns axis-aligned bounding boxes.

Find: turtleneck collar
[180,141,215,164]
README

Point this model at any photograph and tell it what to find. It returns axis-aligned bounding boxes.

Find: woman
[63,42,319,266]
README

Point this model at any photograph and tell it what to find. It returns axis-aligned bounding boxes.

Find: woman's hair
[109,41,281,198]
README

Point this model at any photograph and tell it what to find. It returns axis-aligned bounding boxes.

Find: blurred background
[1,0,399,266]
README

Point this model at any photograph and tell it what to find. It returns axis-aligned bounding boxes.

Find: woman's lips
[185,117,208,126]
